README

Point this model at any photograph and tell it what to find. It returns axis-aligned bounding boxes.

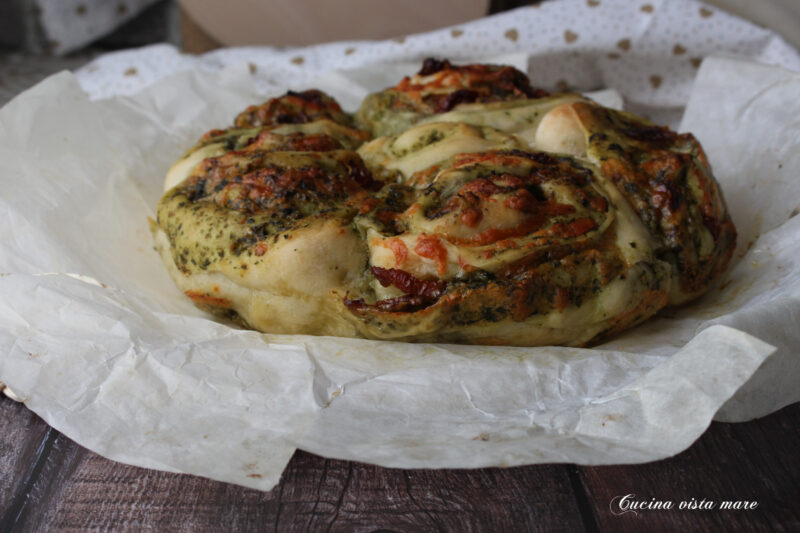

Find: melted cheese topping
[154,80,730,346]
[163,119,368,192]
[365,151,624,296]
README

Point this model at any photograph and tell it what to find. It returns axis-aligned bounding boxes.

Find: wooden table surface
[1,53,799,532]
[1,396,798,531]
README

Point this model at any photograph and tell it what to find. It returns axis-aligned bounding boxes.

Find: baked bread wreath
[151,59,736,346]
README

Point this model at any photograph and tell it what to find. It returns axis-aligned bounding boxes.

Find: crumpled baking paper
[1,15,799,493]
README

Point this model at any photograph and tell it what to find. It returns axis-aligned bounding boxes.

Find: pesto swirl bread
[151,59,736,346]
[355,58,550,137]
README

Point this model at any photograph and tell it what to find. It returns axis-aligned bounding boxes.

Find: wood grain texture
[578,403,800,532]
[1,427,586,532]
[0,398,51,513]
[1,400,798,531]
[2,427,87,532]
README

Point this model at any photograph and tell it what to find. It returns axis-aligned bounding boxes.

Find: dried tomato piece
[371,266,445,298]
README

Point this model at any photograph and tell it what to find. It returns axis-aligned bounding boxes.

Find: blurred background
[2,0,799,55]
[1,0,798,106]
[0,0,536,56]
[0,0,528,104]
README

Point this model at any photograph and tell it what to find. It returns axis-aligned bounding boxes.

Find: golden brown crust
[340,150,669,345]
[392,58,548,113]
[234,89,352,128]
[355,58,549,137]
[571,102,737,302]
[152,60,736,346]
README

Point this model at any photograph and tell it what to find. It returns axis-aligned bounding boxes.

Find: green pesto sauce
[156,186,353,276]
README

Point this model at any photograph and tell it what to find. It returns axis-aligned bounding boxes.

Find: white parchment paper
[1,5,799,490]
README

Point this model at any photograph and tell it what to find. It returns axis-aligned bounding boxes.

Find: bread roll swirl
[152,59,735,346]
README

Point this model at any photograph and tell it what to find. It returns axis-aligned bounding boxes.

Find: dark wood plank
[0,397,53,514]
[3,395,800,531]
[577,403,800,532]
[2,417,585,532]
[301,460,583,532]
[2,426,87,532]
[0,0,24,49]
